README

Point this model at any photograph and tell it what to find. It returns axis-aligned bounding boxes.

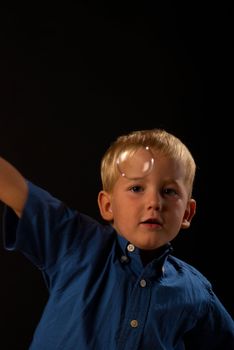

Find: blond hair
[100,129,196,196]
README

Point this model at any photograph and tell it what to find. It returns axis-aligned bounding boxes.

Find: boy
[1,128,234,349]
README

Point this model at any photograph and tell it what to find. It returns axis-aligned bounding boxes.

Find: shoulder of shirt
[167,254,212,289]
[26,180,115,236]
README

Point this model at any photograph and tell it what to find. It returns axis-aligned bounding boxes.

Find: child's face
[98,151,196,251]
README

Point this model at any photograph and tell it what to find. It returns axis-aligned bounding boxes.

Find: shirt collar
[116,233,172,277]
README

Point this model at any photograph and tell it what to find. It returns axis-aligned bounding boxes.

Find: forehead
[116,150,186,183]
[116,145,186,175]
[152,153,186,177]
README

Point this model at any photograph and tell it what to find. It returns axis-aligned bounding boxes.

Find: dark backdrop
[0,3,233,349]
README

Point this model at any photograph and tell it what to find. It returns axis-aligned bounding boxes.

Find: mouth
[140,218,163,229]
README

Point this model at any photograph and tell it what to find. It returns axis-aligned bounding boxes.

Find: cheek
[113,201,129,217]
[111,197,125,217]
[112,198,135,223]
[168,203,184,219]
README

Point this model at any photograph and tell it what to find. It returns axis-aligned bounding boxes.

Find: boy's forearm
[0,156,28,217]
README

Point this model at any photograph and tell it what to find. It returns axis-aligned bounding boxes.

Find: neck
[140,243,171,266]
[140,249,158,266]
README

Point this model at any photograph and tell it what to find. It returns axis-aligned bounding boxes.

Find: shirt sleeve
[2,181,84,270]
[184,288,234,349]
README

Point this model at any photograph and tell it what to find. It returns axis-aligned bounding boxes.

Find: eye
[163,188,178,196]
[129,185,144,193]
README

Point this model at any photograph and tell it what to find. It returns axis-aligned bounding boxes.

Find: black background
[0,3,233,349]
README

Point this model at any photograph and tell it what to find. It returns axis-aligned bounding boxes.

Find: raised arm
[0,156,28,217]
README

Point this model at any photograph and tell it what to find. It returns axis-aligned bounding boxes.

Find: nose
[146,191,162,211]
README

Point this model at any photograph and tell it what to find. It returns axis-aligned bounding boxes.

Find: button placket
[116,274,151,349]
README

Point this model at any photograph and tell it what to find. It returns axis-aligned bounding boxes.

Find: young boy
[1,128,234,349]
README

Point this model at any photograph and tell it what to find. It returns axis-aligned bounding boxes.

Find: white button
[130,319,138,328]
[140,279,146,287]
[127,244,135,252]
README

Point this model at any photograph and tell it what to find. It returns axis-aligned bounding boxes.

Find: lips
[141,218,162,226]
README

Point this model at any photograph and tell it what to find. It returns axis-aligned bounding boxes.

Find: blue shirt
[3,182,234,349]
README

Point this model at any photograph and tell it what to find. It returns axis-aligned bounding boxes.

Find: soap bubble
[116,146,154,179]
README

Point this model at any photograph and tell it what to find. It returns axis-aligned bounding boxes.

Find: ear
[97,190,114,221]
[181,198,196,229]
